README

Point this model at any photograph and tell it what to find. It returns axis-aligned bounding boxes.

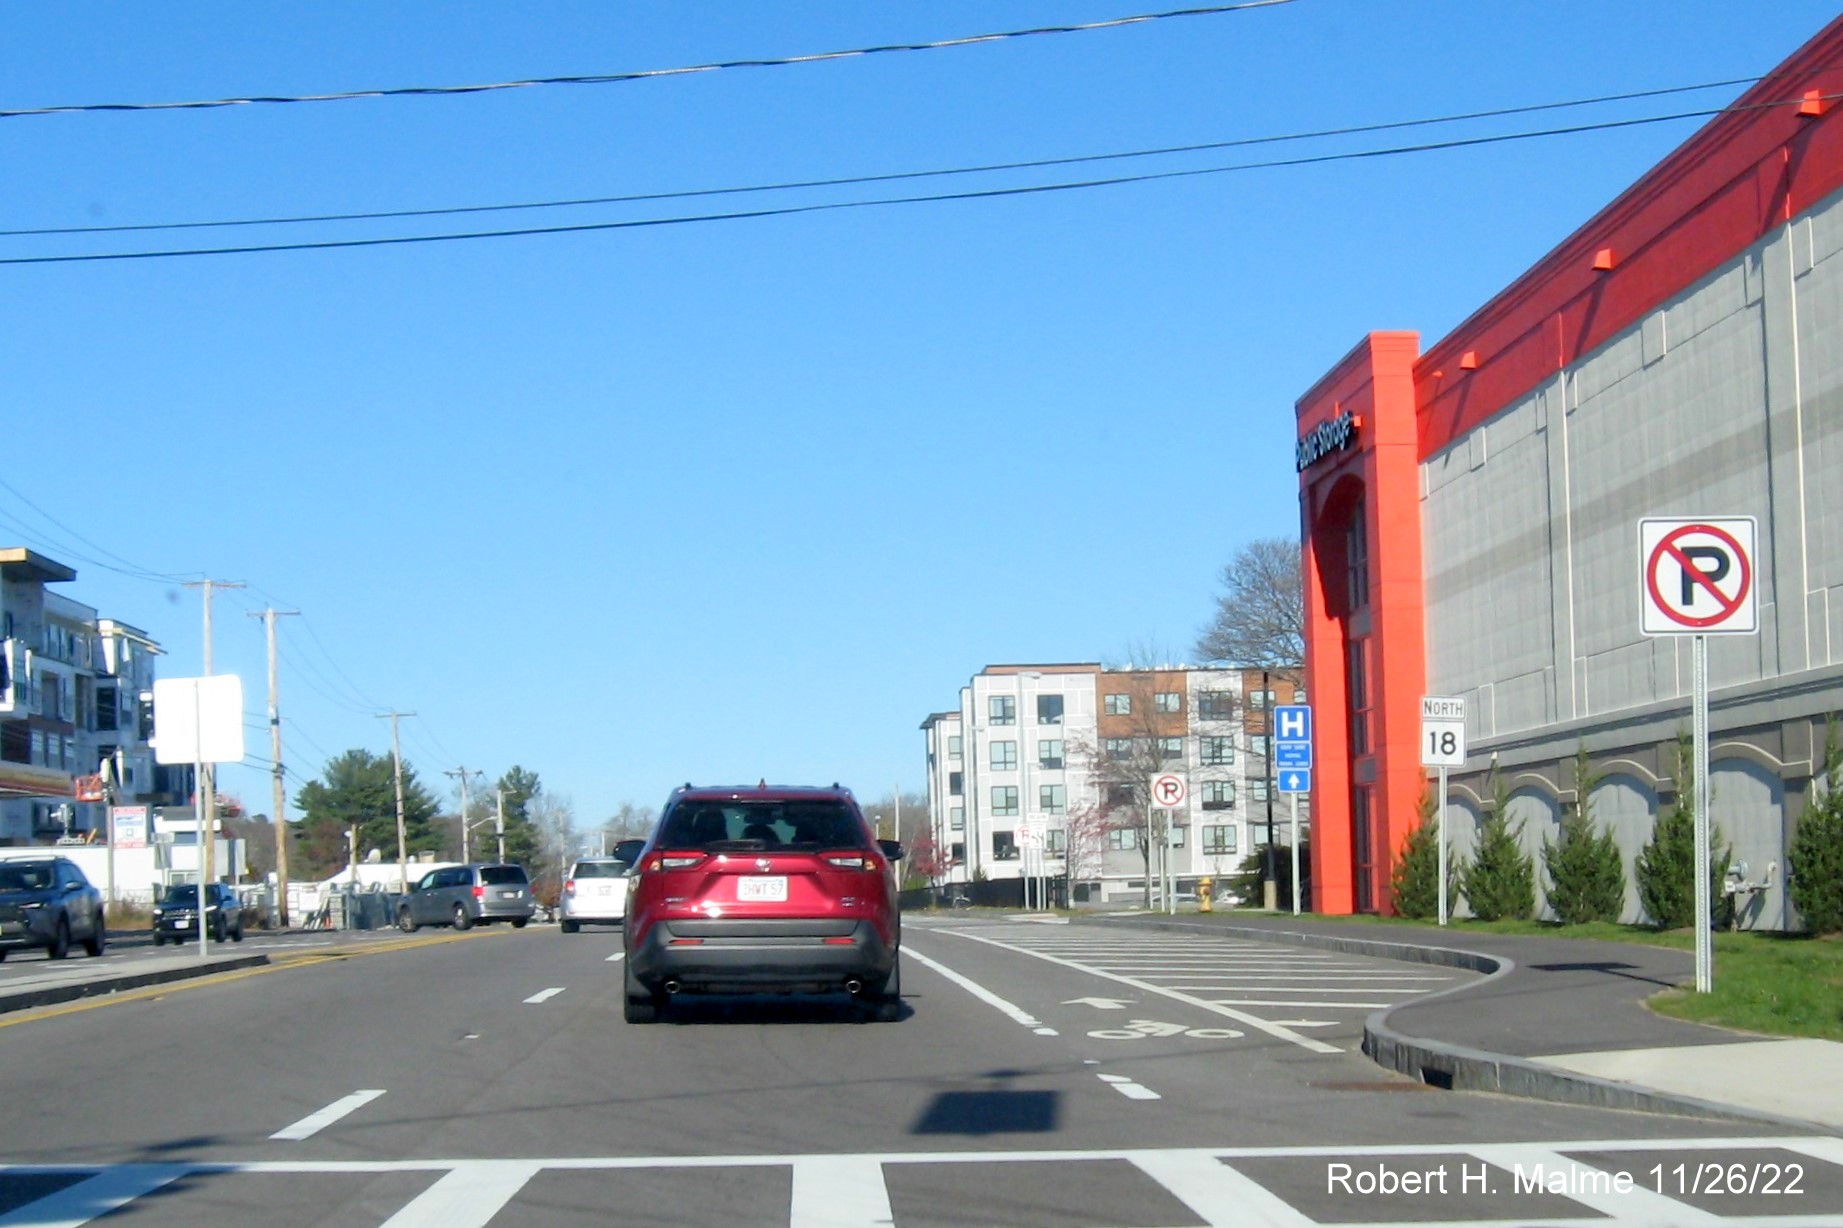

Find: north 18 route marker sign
[1640,517,1757,635]
[1419,696,1466,928]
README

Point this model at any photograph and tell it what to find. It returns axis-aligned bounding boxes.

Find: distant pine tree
[1464,764,1535,922]
[1635,731,1730,930]
[1391,785,1454,920]
[1544,745,1626,925]
[1789,717,1843,935]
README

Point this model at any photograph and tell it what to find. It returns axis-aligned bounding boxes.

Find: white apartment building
[922,663,1304,902]
[1,547,171,845]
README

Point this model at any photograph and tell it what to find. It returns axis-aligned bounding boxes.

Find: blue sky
[3,2,1837,830]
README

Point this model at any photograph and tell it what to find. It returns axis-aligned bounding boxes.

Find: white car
[559,857,631,932]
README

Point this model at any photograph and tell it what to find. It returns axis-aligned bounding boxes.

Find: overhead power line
[3,94,1829,268]
[0,76,1757,241]
[0,2,1294,120]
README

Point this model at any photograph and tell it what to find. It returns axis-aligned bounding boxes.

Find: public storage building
[1298,14,1843,928]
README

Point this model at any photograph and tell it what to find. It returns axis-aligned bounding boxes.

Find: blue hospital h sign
[1274,705,1311,743]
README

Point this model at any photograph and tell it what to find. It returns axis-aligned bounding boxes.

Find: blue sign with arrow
[1277,767,1312,794]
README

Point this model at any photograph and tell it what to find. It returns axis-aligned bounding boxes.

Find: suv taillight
[648,852,708,871]
[563,879,576,896]
[471,885,485,899]
[823,852,874,870]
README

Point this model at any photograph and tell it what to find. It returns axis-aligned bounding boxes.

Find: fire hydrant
[1198,876,1214,913]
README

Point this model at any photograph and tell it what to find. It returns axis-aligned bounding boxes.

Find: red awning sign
[1640,518,1758,635]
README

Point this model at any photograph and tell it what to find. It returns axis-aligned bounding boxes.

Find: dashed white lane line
[1096,1073,1161,1101]
[270,1089,387,1141]
[523,987,566,1004]
[605,951,624,962]
[902,945,1058,1035]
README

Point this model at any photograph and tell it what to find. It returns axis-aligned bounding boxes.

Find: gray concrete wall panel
[1710,757,1787,932]
[1590,774,1655,923]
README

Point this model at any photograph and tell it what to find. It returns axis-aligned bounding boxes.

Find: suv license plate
[499,890,519,899]
[737,876,787,902]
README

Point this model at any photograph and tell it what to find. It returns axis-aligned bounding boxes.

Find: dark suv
[151,882,244,945]
[0,857,106,960]
[397,863,535,931]
[621,784,902,1023]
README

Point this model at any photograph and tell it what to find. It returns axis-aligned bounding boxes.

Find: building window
[992,831,1019,860]
[1203,825,1237,854]
[1249,734,1270,759]
[1202,781,1236,810]
[1037,694,1063,725]
[950,806,964,831]
[949,772,963,797]
[948,735,962,761]
[1250,778,1271,802]
[1347,509,1370,611]
[1045,829,1066,854]
[1198,691,1235,720]
[1154,692,1182,713]
[96,685,118,732]
[1157,736,1183,762]
[1103,737,1133,762]
[1168,825,1186,848]
[989,696,1016,726]
[991,786,1019,817]
[1348,638,1370,756]
[1039,784,1066,814]
[1106,784,1133,809]
[950,841,966,865]
[1108,828,1136,850]
[1200,737,1234,766]
[1104,693,1131,716]
[1038,739,1064,770]
[990,740,1017,771]
[1248,689,1275,709]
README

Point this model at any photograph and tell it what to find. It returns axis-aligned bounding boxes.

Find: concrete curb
[0,954,271,1016]
[1096,913,1832,1133]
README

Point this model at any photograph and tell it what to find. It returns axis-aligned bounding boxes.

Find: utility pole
[495,788,507,863]
[377,711,415,892]
[445,767,483,862]
[184,579,243,896]
[249,608,299,927]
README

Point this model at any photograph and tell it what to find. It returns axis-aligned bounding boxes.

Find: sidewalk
[1101,909,1843,1134]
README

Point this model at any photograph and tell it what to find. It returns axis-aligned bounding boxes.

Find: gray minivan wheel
[398,908,418,933]
[452,904,472,931]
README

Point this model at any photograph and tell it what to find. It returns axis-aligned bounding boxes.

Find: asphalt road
[0,912,1837,1227]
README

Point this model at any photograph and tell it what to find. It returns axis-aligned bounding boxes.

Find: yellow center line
[0,927,524,1029]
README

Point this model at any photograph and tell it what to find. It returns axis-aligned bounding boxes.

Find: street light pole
[1262,667,1277,911]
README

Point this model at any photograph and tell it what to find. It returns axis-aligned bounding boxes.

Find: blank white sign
[152,675,247,765]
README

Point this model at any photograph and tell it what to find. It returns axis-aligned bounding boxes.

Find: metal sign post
[1289,791,1301,916]
[1273,706,1313,913]
[1639,517,1757,994]
[1420,697,1466,927]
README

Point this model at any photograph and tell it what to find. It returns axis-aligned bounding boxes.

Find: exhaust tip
[663,980,682,995]
[844,978,864,995]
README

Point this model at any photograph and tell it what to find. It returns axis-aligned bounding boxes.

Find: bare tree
[1195,537,1305,682]
[602,801,654,847]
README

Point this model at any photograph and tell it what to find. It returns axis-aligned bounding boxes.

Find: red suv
[620,784,902,1023]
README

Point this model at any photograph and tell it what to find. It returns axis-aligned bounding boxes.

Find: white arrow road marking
[523,987,566,1004]
[1061,996,1133,1009]
[902,944,1057,1035]
[1096,1073,1160,1100]
[939,929,1339,1054]
[270,1090,387,1141]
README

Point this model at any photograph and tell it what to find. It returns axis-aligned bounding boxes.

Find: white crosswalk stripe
[1,1137,1836,1227]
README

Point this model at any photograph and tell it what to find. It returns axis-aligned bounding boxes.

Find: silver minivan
[397,863,535,931]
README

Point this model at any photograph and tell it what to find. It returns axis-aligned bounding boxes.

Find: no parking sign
[1640,518,1757,636]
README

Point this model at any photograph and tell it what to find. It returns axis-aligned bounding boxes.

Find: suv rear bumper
[628,918,895,995]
